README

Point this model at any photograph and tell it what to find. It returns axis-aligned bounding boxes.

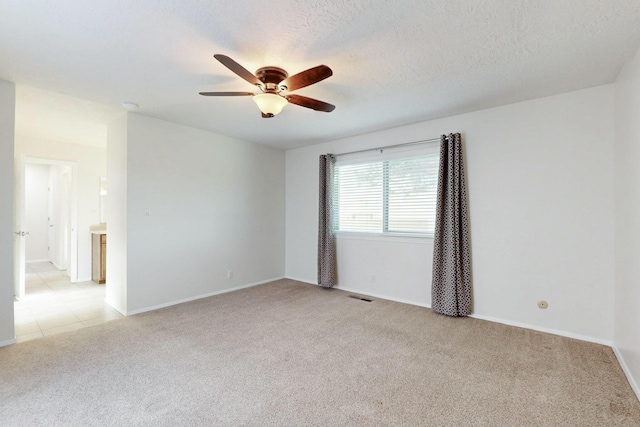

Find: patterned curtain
[431,133,472,316]
[318,154,337,287]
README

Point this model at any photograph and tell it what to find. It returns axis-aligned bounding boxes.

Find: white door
[13,155,25,300]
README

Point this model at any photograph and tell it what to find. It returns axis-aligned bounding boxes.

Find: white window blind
[334,162,383,232]
[333,143,440,236]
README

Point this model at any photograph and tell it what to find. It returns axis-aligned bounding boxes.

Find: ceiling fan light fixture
[253,93,288,116]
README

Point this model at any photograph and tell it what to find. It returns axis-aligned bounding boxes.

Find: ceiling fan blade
[213,54,261,86]
[285,94,335,112]
[199,91,254,96]
[283,65,332,92]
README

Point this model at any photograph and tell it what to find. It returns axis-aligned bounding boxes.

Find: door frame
[13,155,25,300]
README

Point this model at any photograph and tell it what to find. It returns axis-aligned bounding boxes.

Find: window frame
[332,143,439,239]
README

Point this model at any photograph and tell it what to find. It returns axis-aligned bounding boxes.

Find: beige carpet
[1,279,639,426]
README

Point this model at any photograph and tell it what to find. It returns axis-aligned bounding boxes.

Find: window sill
[334,231,433,244]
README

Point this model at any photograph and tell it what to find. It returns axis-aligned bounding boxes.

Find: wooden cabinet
[92,233,106,284]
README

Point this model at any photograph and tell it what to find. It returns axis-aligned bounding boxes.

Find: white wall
[614,44,640,398]
[124,114,285,313]
[24,164,50,262]
[106,113,128,314]
[0,79,15,346]
[15,137,107,281]
[286,84,615,343]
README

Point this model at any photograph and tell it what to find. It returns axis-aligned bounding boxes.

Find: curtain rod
[332,135,447,157]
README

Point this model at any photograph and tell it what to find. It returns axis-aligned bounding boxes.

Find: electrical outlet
[537,300,548,309]
[227,270,233,279]
[370,275,376,283]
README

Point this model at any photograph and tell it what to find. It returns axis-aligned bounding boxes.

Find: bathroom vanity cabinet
[92,232,106,284]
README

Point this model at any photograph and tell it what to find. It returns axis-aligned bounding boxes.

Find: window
[333,143,440,236]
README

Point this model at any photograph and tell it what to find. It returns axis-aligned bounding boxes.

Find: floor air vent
[348,295,373,302]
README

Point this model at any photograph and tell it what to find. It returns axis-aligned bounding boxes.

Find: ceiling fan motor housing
[256,66,288,92]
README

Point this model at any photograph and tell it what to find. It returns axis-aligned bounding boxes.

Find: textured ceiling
[1,0,640,150]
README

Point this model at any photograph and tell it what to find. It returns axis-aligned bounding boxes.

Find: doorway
[13,156,122,342]
[14,156,78,300]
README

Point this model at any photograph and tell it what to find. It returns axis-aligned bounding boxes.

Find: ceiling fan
[199,54,335,118]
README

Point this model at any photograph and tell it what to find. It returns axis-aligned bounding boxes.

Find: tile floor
[14,261,123,343]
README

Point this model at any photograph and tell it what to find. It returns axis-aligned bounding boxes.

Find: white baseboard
[286,277,431,308]
[284,276,316,286]
[613,346,640,402]
[286,276,431,308]
[51,261,65,271]
[105,298,126,316]
[0,338,17,347]
[285,277,611,347]
[469,313,612,347]
[334,285,431,309]
[26,259,49,264]
[126,276,285,316]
